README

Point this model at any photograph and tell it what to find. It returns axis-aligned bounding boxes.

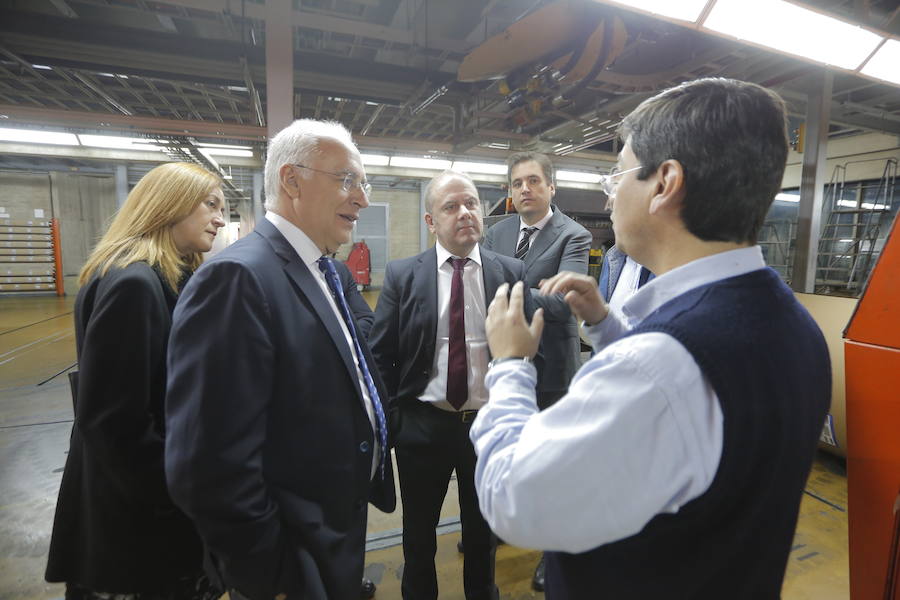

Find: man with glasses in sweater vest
[470,78,830,599]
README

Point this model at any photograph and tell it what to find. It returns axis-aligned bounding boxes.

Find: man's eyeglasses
[599,165,643,198]
[293,164,372,196]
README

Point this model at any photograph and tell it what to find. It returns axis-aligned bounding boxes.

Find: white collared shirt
[418,242,490,411]
[516,207,554,251]
[470,246,768,553]
[607,256,643,320]
[265,212,379,477]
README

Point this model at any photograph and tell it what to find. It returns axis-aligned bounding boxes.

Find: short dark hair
[507,152,554,186]
[618,78,789,244]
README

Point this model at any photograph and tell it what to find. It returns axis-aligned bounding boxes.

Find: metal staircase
[815,158,897,294]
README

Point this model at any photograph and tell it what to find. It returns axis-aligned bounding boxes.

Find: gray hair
[423,169,478,213]
[263,119,357,210]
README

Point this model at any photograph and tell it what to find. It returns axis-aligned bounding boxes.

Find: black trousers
[395,401,498,600]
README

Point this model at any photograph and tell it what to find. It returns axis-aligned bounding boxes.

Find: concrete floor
[1,294,850,599]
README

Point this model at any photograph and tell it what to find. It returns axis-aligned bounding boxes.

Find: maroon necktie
[446,257,468,410]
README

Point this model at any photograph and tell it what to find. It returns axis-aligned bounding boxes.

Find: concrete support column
[419,181,428,252]
[791,70,832,293]
[115,164,128,207]
[253,170,265,227]
[265,0,294,139]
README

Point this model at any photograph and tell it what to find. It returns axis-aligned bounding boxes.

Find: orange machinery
[844,208,900,599]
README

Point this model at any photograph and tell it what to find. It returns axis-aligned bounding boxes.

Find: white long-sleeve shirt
[470,246,768,553]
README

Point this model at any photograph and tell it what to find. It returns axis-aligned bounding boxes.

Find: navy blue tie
[317,257,388,480]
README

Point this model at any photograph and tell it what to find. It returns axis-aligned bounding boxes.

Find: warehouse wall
[50,173,117,294]
[0,171,116,295]
[782,132,900,188]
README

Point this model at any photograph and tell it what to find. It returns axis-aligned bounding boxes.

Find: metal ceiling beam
[158,0,471,53]
[778,89,900,135]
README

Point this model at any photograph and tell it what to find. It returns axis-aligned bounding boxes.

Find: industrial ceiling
[0,0,899,167]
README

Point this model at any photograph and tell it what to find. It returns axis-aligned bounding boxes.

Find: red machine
[844,209,900,599]
[345,241,371,289]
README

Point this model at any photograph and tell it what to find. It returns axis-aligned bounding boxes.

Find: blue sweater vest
[544,268,830,599]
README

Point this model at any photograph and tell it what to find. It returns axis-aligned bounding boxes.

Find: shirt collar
[623,246,767,322]
[265,211,325,269]
[435,240,482,267]
[519,206,553,231]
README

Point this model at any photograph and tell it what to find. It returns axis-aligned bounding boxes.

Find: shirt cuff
[485,359,538,389]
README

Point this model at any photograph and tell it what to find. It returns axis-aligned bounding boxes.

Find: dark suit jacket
[46,262,203,592]
[165,218,395,600]
[369,245,533,417]
[336,259,374,339]
[482,208,591,394]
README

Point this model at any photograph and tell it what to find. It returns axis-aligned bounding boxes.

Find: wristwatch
[487,356,532,370]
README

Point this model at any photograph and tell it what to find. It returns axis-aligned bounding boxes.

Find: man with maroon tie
[370,170,533,600]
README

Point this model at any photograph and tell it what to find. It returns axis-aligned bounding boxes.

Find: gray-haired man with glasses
[166,118,395,600]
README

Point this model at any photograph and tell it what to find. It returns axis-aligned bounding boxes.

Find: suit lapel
[259,220,366,402]
[480,248,505,306]
[413,247,438,349]
[524,209,561,268]
[501,217,521,255]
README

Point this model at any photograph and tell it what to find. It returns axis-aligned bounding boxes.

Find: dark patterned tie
[446,257,468,410]
[515,227,537,260]
[317,257,388,479]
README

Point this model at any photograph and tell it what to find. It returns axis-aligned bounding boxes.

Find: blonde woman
[46,162,225,600]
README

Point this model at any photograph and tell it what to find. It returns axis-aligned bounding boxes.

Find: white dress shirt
[607,255,642,319]
[470,246,768,553]
[419,242,490,412]
[516,207,554,251]
[265,212,379,477]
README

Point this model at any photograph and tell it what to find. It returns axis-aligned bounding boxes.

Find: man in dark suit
[165,118,395,600]
[370,170,530,600]
[480,152,591,590]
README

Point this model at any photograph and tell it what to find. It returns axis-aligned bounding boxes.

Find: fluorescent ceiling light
[556,170,603,183]
[32,64,52,70]
[78,134,162,151]
[361,153,390,166]
[705,0,883,70]
[775,192,799,202]
[838,199,885,209]
[861,38,900,86]
[197,142,252,150]
[451,161,507,175]
[389,156,452,170]
[200,148,253,157]
[603,0,708,22]
[0,128,78,145]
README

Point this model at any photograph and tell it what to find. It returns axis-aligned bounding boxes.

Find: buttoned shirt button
[359,441,370,453]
